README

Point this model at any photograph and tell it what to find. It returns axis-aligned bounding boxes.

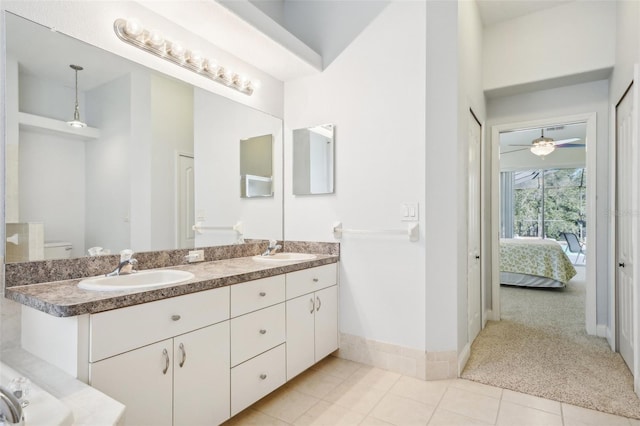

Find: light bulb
[124,18,143,37]
[169,41,186,60]
[188,50,204,69]
[204,60,220,75]
[147,29,165,49]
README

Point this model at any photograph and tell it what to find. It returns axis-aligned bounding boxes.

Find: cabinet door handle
[259,329,267,335]
[259,373,267,380]
[619,262,626,268]
[316,296,322,312]
[171,315,181,321]
[309,298,315,314]
[162,348,170,375]
[259,291,266,297]
[178,342,187,368]
[312,278,319,283]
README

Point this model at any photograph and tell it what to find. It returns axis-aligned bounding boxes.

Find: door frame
[468,108,483,346]
[175,151,195,249]
[611,69,640,393]
[490,112,597,335]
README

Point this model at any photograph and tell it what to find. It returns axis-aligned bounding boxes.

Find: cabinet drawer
[230,303,285,366]
[90,287,230,362]
[231,275,285,318]
[286,264,337,299]
[231,344,286,416]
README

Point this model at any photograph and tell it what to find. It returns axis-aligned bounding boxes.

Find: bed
[500,238,577,288]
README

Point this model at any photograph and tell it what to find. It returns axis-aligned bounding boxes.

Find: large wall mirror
[292,124,335,195]
[4,12,283,263]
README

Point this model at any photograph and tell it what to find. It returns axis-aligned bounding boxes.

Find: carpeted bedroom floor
[461,266,640,419]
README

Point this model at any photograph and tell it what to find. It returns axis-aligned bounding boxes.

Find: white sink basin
[78,269,195,291]
[252,253,317,263]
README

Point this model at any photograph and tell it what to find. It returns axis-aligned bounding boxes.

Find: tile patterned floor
[225,356,640,426]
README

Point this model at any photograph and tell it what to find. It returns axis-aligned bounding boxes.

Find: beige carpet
[461,267,640,419]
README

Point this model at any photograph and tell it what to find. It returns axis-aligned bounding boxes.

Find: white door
[468,111,482,343]
[173,322,230,426]
[90,340,173,426]
[314,285,339,361]
[616,82,636,373]
[177,154,195,249]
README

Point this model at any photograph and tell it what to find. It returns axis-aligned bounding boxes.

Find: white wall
[483,1,616,95]
[194,89,283,246]
[610,1,640,104]
[150,75,194,250]
[285,2,426,351]
[17,74,86,258]
[487,80,610,325]
[84,75,132,255]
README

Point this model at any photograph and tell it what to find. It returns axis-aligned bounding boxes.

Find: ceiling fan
[503,129,583,157]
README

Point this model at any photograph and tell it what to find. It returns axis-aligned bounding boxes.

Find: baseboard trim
[596,324,608,338]
[458,342,470,376]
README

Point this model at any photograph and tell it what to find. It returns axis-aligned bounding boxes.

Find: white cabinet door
[314,285,338,361]
[286,294,315,380]
[173,322,230,426]
[90,339,173,426]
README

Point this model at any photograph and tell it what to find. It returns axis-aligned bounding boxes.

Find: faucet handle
[268,239,278,248]
[120,249,134,262]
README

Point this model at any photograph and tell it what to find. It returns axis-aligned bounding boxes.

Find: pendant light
[67,64,87,128]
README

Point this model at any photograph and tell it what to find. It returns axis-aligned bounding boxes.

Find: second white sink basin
[252,253,317,263]
[78,269,195,291]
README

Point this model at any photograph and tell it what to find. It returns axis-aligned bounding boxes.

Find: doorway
[490,113,597,333]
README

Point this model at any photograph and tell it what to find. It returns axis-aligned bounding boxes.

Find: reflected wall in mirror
[3,12,283,263]
[292,124,335,195]
[240,134,273,198]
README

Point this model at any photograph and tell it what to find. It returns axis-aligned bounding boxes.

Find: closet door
[616,81,636,374]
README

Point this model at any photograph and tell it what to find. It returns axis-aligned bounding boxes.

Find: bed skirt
[500,271,565,288]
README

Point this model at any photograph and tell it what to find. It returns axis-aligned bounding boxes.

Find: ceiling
[476,0,574,26]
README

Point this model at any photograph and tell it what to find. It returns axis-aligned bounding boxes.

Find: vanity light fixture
[67,64,87,128]
[113,18,259,96]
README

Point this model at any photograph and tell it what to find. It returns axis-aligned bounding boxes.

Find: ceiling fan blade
[554,138,580,146]
[555,143,585,148]
[501,147,530,154]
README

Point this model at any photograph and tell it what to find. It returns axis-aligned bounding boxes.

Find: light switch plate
[401,202,419,222]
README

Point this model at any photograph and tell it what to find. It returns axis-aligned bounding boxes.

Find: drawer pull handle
[310,298,315,314]
[171,315,181,321]
[179,343,187,368]
[259,291,266,297]
[313,278,319,283]
[259,374,267,380]
[162,348,170,375]
[316,296,322,312]
[259,329,267,335]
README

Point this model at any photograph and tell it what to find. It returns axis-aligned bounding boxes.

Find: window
[501,168,586,241]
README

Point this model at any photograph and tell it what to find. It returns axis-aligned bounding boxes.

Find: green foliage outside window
[513,168,586,241]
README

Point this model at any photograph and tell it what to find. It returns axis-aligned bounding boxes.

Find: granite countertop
[5,255,338,318]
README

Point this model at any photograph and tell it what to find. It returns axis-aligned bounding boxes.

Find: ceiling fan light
[530,140,555,157]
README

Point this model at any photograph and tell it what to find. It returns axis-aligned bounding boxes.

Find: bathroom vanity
[6,253,339,425]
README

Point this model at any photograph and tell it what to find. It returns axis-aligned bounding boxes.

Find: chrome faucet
[106,249,138,276]
[262,239,282,256]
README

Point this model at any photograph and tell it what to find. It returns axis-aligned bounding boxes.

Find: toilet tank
[44,241,73,260]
